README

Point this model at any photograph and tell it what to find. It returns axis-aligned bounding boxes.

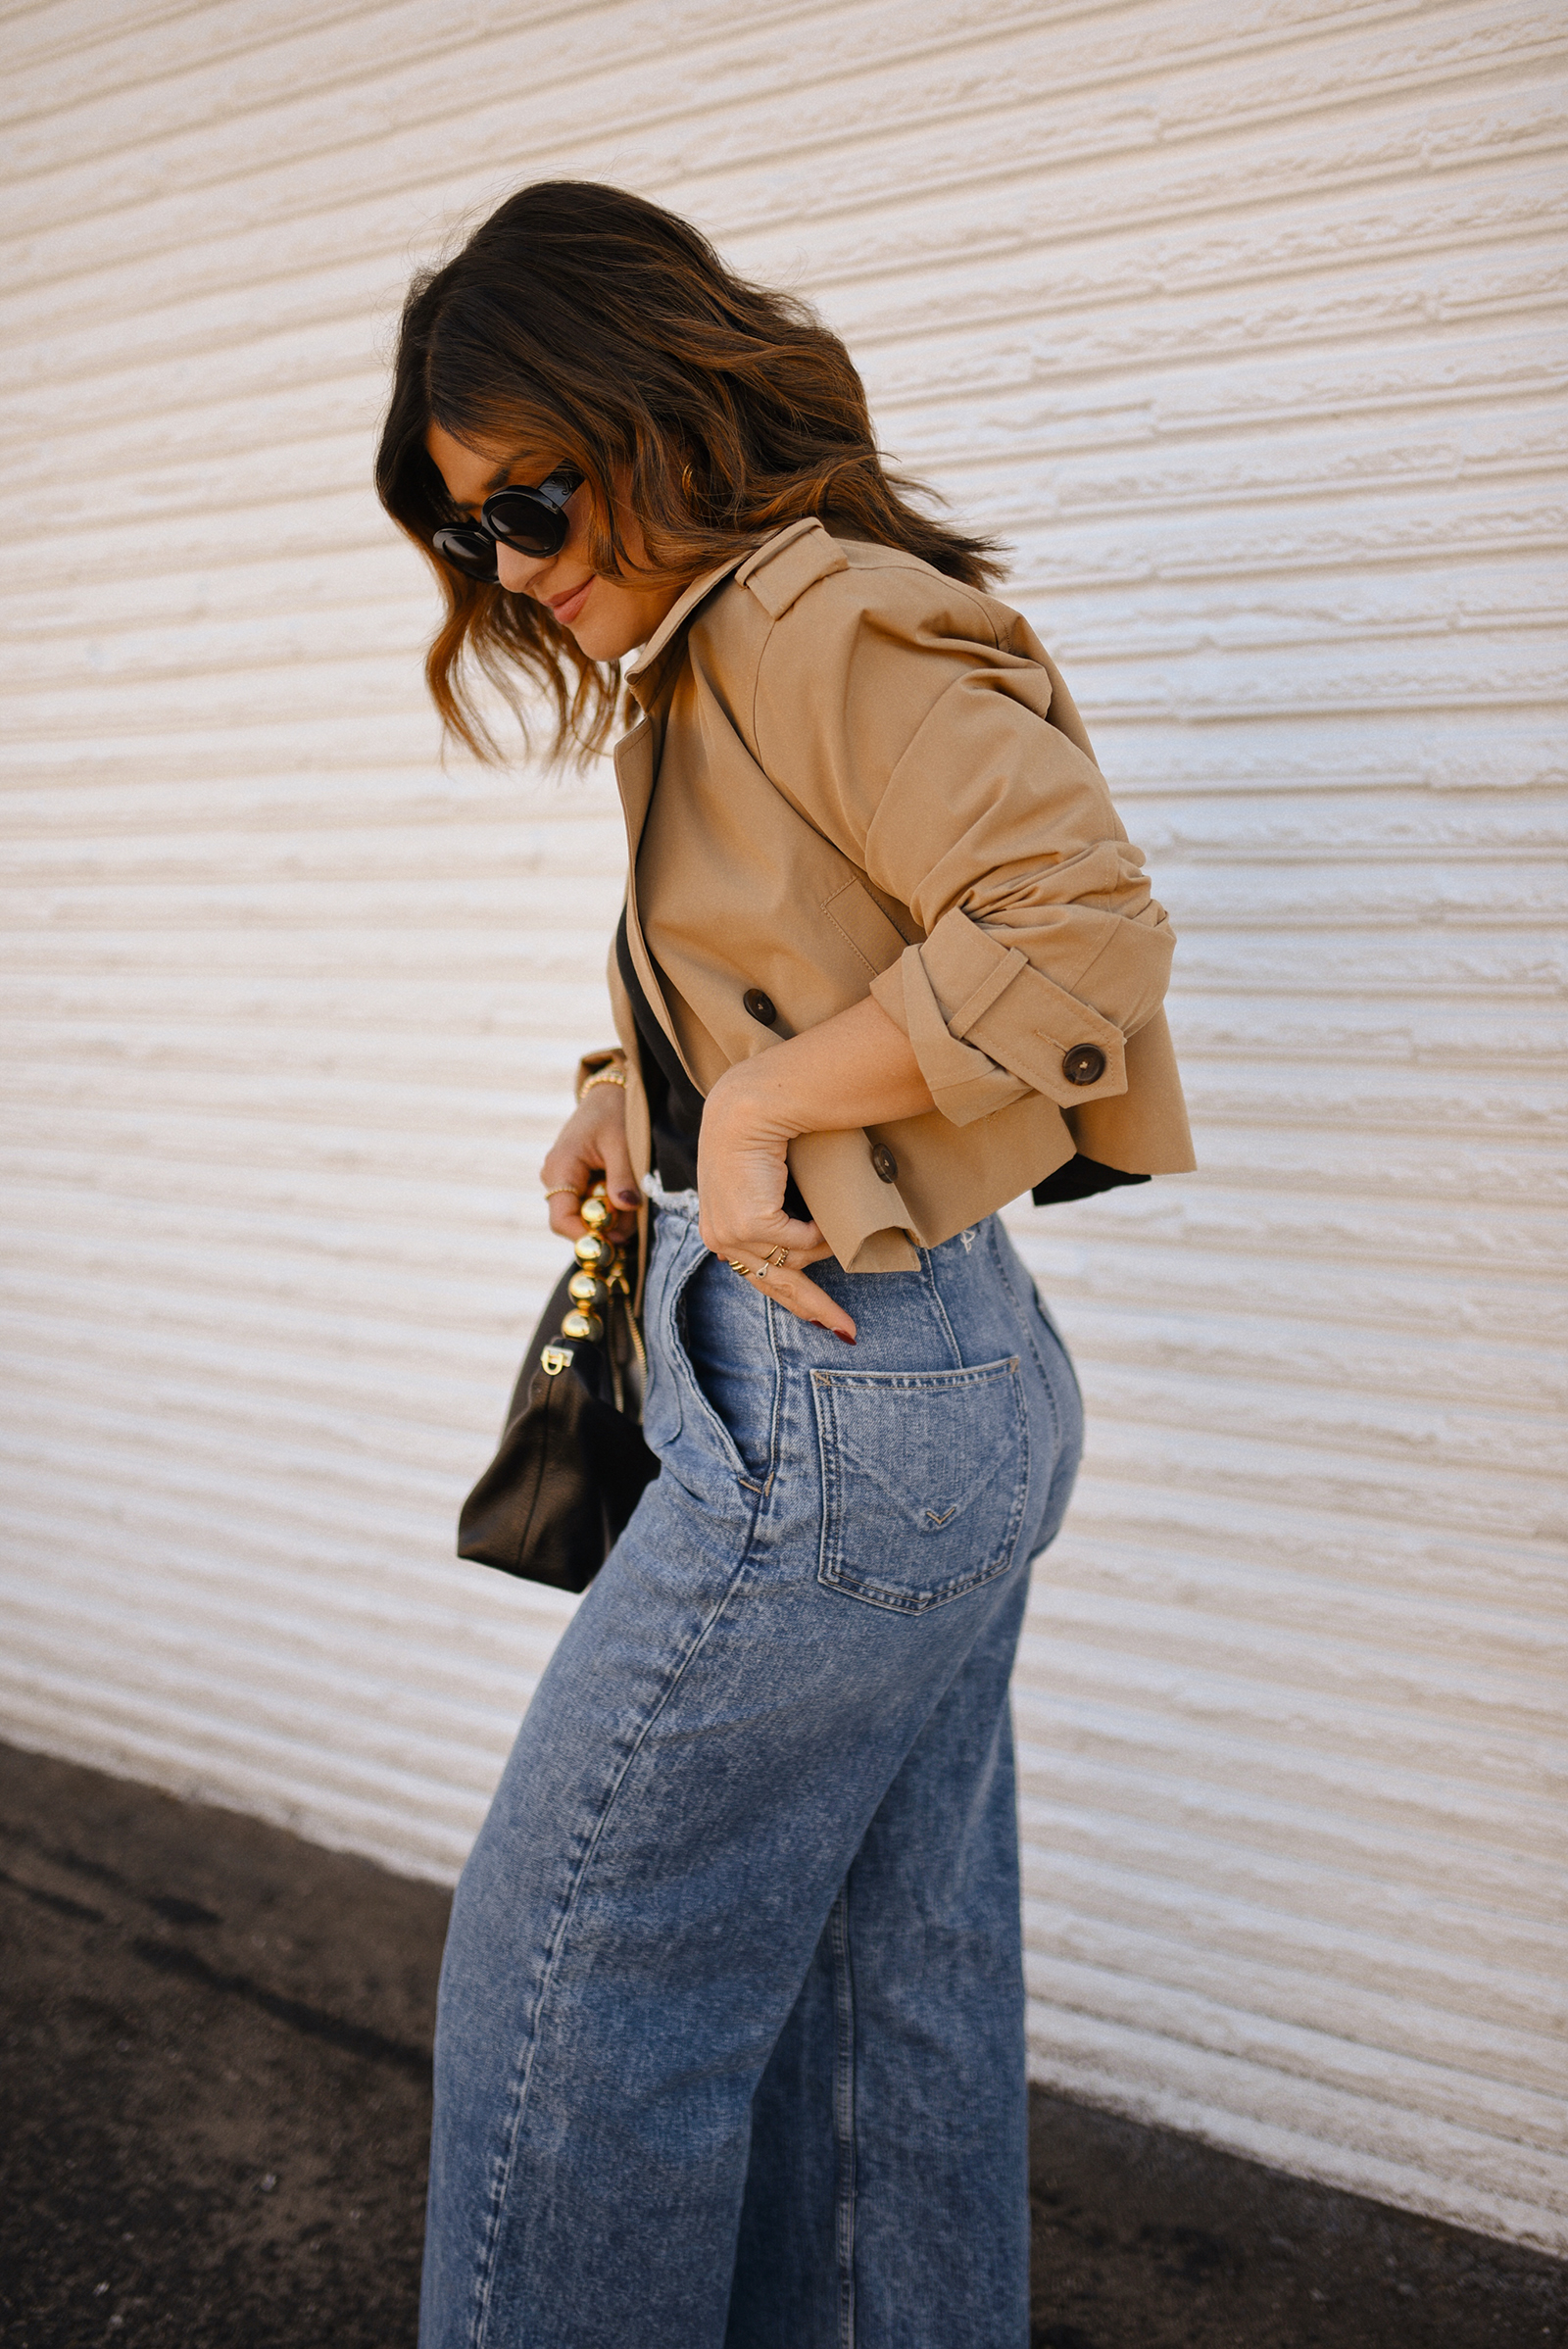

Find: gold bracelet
[578,1067,628,1102]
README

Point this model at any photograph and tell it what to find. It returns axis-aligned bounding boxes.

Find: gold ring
[542,1185,580,1203]
[764,1246,789,1269]
[727,1258,754,1278]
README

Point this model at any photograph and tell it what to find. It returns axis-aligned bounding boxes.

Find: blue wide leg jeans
[420,1204,1083,2349]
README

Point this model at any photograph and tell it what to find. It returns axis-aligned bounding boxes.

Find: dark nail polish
[615,1190,640,1207]
[837,1332,856,1346]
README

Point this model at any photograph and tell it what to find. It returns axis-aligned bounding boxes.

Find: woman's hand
[696,1074,853,1341]
[539,1079,642,1243]
[698,996,938,1345]
[690,1080,850,1344]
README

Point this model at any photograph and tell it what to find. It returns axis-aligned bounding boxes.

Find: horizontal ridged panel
[1,0,1563,2256]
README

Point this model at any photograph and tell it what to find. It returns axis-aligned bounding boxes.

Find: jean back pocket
[810,1357,1028,1614]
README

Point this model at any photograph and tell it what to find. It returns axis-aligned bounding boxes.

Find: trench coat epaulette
[734,518,849,617]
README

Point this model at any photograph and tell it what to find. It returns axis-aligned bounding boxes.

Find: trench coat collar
[611,560,752,1094]
[612,520,838,1089]
[622,551,751,710]
[620,516,833,709]
[612,532,774,955]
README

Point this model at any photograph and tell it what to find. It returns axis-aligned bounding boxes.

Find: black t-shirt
[615,910,814,1220]
[615,909,704,1196]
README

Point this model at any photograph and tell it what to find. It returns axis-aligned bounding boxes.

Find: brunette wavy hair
[376,179,1004,762]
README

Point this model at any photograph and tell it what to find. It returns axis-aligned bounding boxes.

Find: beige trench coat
[589,517,1195,1275]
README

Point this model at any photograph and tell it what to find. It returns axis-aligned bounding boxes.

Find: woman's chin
[568,616,640,664]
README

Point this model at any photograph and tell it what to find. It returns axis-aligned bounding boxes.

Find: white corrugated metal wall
[2,0,1564,2254]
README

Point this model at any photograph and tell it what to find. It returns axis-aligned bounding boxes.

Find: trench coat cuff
[883,908,1133,1115]
[574,1046,627,1098]
[870,954,1031,1128]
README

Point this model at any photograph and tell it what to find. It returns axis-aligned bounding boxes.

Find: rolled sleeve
[869,946,1029,1126]
[574,1045,627,1098]
[751,561,1180,1129]
[876,905,1163,1120]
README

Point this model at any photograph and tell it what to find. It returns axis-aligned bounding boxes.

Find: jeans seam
[675,1235,774,1490]
[830,1886,858,2349]
[986,1226,1081,1564]
[918,1248,964,1368]
[986,1221,1054,1392]
[759,1294,785,1492]
[466,1482,769,2349]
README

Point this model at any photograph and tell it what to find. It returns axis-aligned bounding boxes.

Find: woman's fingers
[698,1201,854,1335]
[539,1088,641,1241]
[699,1207,824,1260]
[592,1104,643,1219]
[724,1256,857,1344]
[543,1165,595,1238]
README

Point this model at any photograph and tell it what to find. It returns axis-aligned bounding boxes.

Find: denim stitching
[830,1886,858,2349]
[986,1221,1057,1396]
[985,1225,1082,1562]
[811,1360,1029,1613]
[673,1233,768,1489]
[759,1293,785,1493]
[916,1245,964,1368]
[637,1215,685,1454]
[466,1477,768,2349]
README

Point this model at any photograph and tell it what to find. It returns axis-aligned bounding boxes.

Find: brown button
[869,1142,899,1183]
[743,988,776,1026]
[1062,1044,1106,1087]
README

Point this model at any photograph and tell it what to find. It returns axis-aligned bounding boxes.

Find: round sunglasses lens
[432,526,498,581]
[482,489,568,559]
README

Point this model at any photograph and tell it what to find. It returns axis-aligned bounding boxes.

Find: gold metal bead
[574,1232,610,1268]
[579,1194,611,1231]
[561,1308,604,1344]
[568,1271,608,1307]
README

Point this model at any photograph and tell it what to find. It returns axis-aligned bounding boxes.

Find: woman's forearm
[706,994,935,1143]
[695,995,935,1327]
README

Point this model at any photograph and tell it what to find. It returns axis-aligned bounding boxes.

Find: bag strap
[541,1186,643,1411]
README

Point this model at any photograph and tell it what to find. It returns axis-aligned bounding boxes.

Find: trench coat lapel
[612,709,659,856]
[611,547,762,1097]
[612,710,701,1092]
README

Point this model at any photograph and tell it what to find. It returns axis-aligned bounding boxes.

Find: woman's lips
[548,578,591,626]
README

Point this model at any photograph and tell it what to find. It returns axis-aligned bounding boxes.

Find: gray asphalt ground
[1,1738,1561,2349]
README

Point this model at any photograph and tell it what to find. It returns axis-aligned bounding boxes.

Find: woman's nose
[494,541,548,595]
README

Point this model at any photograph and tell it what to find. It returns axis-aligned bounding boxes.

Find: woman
[378,180,1192,2349]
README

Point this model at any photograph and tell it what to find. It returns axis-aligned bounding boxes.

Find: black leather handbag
[457,1190,659,1594]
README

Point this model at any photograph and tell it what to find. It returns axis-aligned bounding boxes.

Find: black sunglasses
[431,464,585,582]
